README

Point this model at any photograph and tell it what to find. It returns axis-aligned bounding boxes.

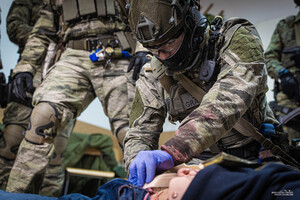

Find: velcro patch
[180,93,200,110]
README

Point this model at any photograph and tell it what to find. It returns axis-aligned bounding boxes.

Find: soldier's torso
[278,14,300,75]
[148,18,276,150]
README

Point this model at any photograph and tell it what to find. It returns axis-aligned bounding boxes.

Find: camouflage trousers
[6,48,135,194]
[0,101,75,196]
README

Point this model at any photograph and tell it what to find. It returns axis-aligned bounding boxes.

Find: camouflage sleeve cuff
[12,63,35,77]
[161,137,194,165]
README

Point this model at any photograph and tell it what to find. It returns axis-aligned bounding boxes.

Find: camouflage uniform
[0,0,75,196]
[265,11,300,144]
[0,0,44,191]
[6,0,135,195]
[124,18,278,169]
[6,0,42,55]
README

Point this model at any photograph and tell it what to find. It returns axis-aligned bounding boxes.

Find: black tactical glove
[279,68,299,99]
[13,72,34,101]
[127,52,150,81]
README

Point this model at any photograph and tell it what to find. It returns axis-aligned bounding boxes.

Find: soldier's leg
[6,48,96,194]
[0,102,32,190]
[39,119,75,197]
[6,102,64,193]
[93,59,135,149]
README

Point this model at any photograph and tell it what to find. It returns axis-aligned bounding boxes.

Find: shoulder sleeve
[264,19,285,79]
[6,0,35,47]
[13,1,58,76]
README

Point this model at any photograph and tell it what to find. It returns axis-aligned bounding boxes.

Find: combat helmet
[129,0,208,73]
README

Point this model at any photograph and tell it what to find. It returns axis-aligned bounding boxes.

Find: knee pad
[25,102,59,145]
[0,125,25,160]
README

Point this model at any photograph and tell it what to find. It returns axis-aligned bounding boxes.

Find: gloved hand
[13,72,34,101]
[127,51,150,81]
[128,150,174,187]
[279,68,299,99]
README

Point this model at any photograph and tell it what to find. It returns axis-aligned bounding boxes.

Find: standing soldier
[5,0,148,195]
[1,0,77,196]
[124,0,283,187]
[0,0,46,192]
[265,0,300,146]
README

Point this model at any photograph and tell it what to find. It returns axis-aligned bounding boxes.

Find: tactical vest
[150,18,268,152]
[62,0,119,24]
[58,0,135,52]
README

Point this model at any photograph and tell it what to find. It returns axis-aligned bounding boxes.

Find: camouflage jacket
[265,11,300,79]
[6,0,43,54]
[13,0,128,76]
[124,18,278,169]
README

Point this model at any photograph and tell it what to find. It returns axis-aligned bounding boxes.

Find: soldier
[0,0,47,192]
[5,0,148,195]
[1,0,79,196]
[124,0,281,187]
[265,0,300,146]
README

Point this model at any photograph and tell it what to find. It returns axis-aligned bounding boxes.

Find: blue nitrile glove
[128,150,175,187]
[258,123,276,163]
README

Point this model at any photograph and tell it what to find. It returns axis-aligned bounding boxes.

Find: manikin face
[149,168,199,200]
[147,33,184,60]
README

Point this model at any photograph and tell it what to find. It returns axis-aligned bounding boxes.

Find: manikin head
[144,166,201,200]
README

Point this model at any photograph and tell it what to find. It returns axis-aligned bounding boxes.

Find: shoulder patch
[129,89,144,127]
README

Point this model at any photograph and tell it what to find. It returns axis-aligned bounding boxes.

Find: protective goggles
[146,32,184,57]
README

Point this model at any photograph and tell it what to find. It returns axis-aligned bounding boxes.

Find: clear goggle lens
[147,33,184,57]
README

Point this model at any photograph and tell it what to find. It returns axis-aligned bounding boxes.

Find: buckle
[85,39,102,52]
